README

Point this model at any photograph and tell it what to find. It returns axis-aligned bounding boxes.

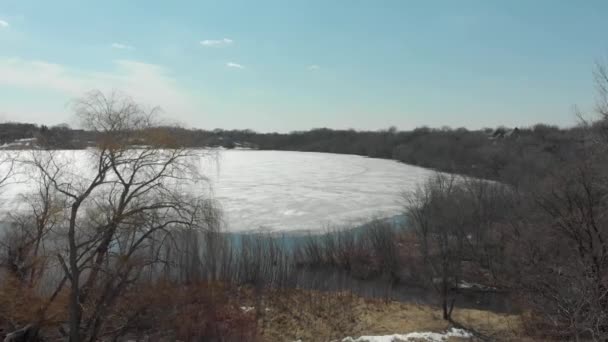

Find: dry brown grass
[0,279,529,341]
[110,281,258,341]
[0,276,68,328]
[251,289,527,342]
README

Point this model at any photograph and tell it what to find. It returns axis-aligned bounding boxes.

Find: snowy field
[0,150,437,233]
[204,150,435,232]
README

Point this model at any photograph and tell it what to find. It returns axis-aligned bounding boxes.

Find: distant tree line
[0,119,586,188]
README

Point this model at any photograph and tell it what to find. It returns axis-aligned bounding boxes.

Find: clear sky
[0,1,606,132]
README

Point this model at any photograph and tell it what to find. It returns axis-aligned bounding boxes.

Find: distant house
[490,127,519,139]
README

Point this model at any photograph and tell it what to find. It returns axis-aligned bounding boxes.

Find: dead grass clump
[256,289,525,342]
[110,281,258,341]
[0,276,67,336]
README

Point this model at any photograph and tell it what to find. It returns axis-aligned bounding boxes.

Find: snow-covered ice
[0,150,436,233]
[202,150,435,232]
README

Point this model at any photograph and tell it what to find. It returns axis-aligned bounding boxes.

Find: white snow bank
[341,327,472,342]
[458,281,497,291]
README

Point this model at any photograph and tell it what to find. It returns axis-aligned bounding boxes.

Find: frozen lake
[0,150,436,233]
[204,150,435,232]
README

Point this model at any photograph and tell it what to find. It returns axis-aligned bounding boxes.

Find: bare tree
[498,61,608,341]
[21,90,219,342]
[405,174,464,320]
[1,172,61,290]
[510,145,608,341]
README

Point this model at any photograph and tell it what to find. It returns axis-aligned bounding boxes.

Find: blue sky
[0,0,606,132]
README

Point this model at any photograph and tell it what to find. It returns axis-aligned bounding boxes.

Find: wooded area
[0,70,607,341]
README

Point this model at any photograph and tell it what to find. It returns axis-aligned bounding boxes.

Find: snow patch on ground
[341,327,472,342]
[458,281,497,291]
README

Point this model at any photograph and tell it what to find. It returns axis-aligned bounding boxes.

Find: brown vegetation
[2,59,608,341]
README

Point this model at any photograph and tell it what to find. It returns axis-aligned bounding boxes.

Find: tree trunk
[441,279,455,320]
[68,205,81,342]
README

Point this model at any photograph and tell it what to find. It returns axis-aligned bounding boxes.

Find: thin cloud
[308,65,320,70]
[0,57,200,124]
[0,20,9,28]
[200,38,233,47]
[111,43,135,50]
[226,62,244,69]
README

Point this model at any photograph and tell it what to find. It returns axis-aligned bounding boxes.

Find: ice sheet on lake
[0,150,436,233]
[203,150,434,232]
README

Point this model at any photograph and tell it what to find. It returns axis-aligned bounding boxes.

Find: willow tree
[26,90,219,342]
